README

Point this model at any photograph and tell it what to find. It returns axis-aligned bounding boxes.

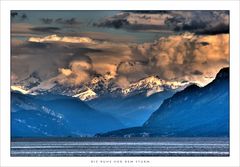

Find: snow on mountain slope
[73,88,98,101]
[11,71,190,128]
[121,76,188,96]
[13,72,187,101]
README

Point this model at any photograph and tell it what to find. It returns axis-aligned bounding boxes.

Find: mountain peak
[73,88,97,101]
[121,76,187,96]
[216,67,229,79]
[183,84,200,92]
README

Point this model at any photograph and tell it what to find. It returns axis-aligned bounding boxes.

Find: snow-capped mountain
[12,72,188,101]
[39,73,114,101]
[83,75,188,127]
[121,76,188,96]
[73,88,98,101]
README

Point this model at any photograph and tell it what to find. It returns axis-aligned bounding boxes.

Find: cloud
[94,17,129,29]
[127,11,169,14]
[11,41,73,81]
[11,12,18,18]
[11,11,28,20]
[116,76,130,89]
[55,18,80,25]
[92,63,117,77]
[56,59,92,86]
[40,17,80,26]
[11,73,19,83]
[11,23,34,36]
[195,23,229,35]
[94,12,172,32]
[40,18,53,24]
[11,23,62,37]
[165,11,229,35]
[28,34,96,44]
[94,11,229,34]
[58,68,72,76]
[68,31,135,43]
[11,38,25,47]
[21,14,27,20]
[11,33,229,87]
[116,61,149,82]
[191,70,203,75]
[128,33,229,85]
[30,27,61,33]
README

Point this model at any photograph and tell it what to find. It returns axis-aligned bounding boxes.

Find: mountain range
[97,67,229,137]
[12,73,188,127]
[11,67,229,137]
[12,73,187,101]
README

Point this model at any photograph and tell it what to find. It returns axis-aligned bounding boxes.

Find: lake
[11,137,229,157]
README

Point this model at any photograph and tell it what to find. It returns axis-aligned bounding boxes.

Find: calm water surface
[11,137,229,157]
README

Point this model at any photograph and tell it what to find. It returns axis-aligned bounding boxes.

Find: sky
[11,10,229,87]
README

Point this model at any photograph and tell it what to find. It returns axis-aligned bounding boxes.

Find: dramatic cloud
[11,11,229,88]
[165,11,229,35]
[12,33,229,87]
[128,33,229,85]
[94,12,172,32]
[94,11,229,34]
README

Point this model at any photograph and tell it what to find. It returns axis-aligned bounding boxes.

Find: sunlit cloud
[28,34,96,44]
[11,11,229,88]
[12,33,229,87]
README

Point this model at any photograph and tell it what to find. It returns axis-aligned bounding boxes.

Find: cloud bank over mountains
[11,11,229,88]
[12,33,229,87]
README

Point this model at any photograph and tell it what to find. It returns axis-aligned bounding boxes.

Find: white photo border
[1,0,239,167]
